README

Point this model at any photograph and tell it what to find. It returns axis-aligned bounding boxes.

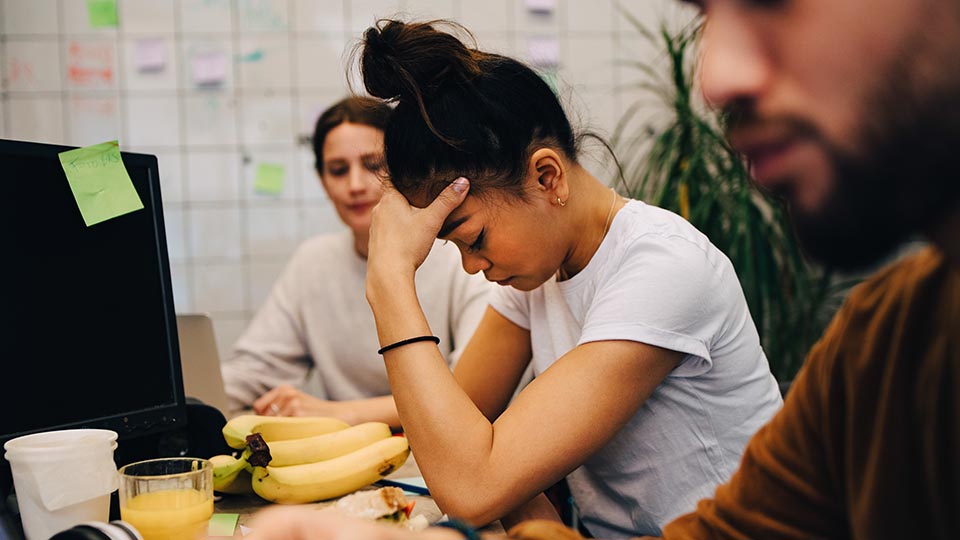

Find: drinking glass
[118,457,213,540]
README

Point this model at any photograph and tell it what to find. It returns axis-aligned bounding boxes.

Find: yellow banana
[266,422,392,467]
[222,415,350,449]
[221,468,254,495]
[251,436,410,504]
[210,453,254,495]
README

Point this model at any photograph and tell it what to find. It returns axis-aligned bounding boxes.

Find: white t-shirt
[490,200,783,538]
[222,231,493,410]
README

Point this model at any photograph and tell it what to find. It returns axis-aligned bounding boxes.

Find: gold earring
[557,197,566,207]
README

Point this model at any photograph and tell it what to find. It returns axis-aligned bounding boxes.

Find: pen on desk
[376,479,430,496]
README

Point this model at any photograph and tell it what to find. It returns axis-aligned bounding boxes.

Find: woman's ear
[528,148,568,205]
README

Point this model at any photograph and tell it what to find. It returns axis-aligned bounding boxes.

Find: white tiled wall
[0,0,696,357]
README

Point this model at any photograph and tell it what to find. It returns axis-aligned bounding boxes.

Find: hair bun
[360,19,482,103]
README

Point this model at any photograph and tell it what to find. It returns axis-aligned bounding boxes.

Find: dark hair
[359,19,579,201]
[312,96,392,174]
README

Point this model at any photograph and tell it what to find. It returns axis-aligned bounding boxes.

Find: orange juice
[120,488,213,540]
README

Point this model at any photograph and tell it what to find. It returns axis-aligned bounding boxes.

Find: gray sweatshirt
[222,231,493,411]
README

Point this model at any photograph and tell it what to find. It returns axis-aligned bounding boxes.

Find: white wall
[0,0,695,357]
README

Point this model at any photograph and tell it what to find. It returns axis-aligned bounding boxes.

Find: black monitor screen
[0,139,186,446]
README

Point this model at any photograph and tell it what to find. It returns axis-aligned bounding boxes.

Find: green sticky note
[254,163,285,195]
[208,513,239,537]
[58,140,144,227]
[87,0,118,28]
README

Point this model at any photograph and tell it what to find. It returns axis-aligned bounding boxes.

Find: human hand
[245,506,462,540]
[253,384,348,421]
[366,177,470,280]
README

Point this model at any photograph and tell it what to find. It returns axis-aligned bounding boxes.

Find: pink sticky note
[192,51,227,86]
[528,37,560,68]
[525,0,556,14]
[135,39,166,72]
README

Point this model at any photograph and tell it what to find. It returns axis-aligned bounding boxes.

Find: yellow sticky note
[58,141,144,227]
[87,0,118,28]
[254,163,285,195]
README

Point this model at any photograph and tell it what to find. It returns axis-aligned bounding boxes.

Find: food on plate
[335,487,429,531]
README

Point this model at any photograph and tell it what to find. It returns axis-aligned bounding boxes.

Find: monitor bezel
[0,138,189,448]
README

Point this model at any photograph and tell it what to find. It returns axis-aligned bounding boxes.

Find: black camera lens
[49,521,142,540]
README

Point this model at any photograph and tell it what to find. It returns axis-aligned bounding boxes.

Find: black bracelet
[432,519,481,540]
[377,335,440,355]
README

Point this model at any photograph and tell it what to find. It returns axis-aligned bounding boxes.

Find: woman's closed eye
[467,228,485,254]
[325,160,349,177]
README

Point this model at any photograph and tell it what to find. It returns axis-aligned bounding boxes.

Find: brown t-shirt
[656,247,960,540]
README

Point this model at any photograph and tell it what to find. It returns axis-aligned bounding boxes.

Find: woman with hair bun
[246,20,782,539]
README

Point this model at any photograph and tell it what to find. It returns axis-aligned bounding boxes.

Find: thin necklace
[558,188,621,281]
[601,187,619,240]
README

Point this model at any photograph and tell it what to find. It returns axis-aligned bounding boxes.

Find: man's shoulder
[810,245,955,377]
[843,245,949,315]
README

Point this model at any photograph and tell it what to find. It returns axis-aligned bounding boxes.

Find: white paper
[24,447,118,511]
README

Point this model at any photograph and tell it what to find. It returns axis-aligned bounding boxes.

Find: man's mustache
[722,101,821,144]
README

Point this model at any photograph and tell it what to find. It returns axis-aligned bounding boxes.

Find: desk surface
[213,454,502,538]
[2,454,502,539]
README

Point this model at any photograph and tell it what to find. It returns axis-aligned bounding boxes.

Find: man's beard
[729,45,960,272]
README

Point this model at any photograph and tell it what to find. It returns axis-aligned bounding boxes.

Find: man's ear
[528,148,568,205]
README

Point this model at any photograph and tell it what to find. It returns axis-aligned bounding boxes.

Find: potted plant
[611,16,855,386]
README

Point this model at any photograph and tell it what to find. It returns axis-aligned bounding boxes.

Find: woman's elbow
[433,490,513,527]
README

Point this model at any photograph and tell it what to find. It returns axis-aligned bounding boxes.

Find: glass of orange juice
[118,457,214,540]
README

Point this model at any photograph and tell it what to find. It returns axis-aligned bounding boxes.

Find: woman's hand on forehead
[366,177,471,278]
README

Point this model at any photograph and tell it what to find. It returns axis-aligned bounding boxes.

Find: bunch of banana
[210,415,410,503]
[210,451,254,495]
[222,414,350,449]
[252,436,410,504]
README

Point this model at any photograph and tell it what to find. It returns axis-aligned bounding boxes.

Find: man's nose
[698,14,771,110]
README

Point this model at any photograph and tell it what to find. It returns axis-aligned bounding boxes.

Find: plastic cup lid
[4,429,119,460]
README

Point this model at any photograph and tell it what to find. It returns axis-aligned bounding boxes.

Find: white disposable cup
[4,429,119,540]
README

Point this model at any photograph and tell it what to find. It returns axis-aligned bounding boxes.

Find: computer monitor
[0,138,187,452]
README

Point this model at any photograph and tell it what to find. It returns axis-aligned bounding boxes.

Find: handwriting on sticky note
[67,41,115,89]
[254,163,285,195]
[87,0,118,28]
[208,513,240,537]
[135,39,166,72]
[58,141,144,227]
